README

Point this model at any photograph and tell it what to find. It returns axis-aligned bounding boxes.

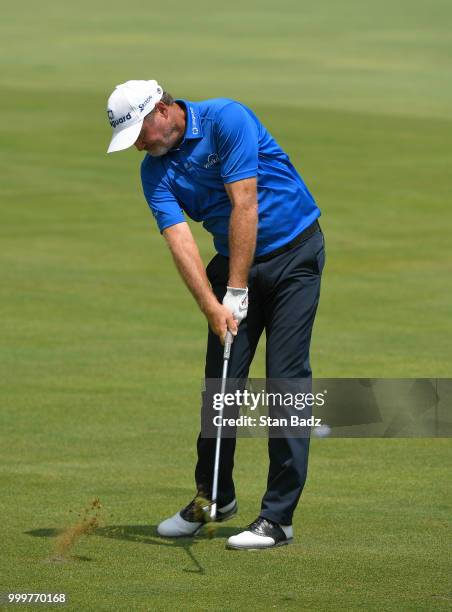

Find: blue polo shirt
[140,98,320,257]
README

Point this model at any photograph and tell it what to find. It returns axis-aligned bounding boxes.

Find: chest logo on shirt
[204,153,220,169]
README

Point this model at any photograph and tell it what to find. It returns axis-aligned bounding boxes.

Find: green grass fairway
[1,1,451,610]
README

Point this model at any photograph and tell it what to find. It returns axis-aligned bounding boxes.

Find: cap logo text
[109,111,132,128]
[139,95,153,113]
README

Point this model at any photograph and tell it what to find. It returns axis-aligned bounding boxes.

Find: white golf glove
[223,286,249,324]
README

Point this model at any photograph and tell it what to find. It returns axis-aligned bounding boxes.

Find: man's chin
[147,146,170,158]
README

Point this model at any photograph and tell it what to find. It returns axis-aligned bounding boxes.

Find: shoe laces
[248,516,277,531]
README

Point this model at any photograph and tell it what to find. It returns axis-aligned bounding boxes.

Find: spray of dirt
[50,497,104,561]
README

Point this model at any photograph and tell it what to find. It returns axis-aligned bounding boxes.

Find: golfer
[106,80,325,550]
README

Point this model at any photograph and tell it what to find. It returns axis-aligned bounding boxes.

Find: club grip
[223,330,234,360]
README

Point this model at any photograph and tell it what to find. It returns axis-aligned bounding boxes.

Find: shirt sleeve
[215,102,259,184]
[140,158,185,233]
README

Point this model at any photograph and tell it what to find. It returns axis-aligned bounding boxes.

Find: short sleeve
[141,158,185,233]
[215,103,259,184]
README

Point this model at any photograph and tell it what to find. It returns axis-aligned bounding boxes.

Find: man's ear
[154,101,169,118]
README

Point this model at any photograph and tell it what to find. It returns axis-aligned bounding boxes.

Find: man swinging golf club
[106,79,325,550]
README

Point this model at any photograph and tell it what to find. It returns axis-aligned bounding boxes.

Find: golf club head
[210,502,217,521]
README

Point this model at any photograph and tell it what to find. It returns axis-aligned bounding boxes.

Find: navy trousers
[195,226,325,525]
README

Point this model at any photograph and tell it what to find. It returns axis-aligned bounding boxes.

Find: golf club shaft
[210,330,234,520]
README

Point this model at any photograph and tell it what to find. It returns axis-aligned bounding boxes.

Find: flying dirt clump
[50,497,104,561]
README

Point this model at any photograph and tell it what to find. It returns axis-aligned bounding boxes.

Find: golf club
[210,329,234,520]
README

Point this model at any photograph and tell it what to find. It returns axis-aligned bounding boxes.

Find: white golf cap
[106,80,163,153]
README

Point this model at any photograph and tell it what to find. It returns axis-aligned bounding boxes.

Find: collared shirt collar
[176,99,203,142]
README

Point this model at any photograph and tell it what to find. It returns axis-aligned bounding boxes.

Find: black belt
[254,220,321,263]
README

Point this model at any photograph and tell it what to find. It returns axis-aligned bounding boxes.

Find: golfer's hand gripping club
[210,330,234,521]
[222,286,248,325]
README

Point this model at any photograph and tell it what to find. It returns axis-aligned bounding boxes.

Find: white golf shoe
[157,497,238,537]
[227,516,293,550]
